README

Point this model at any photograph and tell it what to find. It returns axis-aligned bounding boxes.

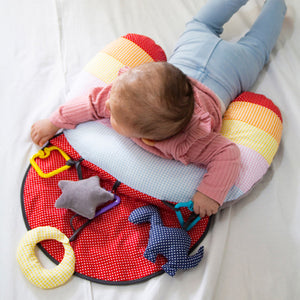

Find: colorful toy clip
[94,193,121,217]
[162,200,201,231]
[30,146,72,178]
[69,193,121,242]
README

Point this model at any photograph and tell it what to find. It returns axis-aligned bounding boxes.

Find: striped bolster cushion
[64,34,282,206]
[66,33,166,101]
[221,92,282,204]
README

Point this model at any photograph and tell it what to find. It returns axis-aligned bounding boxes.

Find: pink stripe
[234,144,269,192]
[66,71,107,101]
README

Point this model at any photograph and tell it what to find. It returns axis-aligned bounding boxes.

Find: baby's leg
[169,0,249,109]
[193,0,248,36]
[236,0,287,88]
[203,0,287,106]
[169,0,249,64]
[170,0,287,109]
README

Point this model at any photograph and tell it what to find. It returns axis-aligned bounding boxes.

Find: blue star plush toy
[55,176,114,219]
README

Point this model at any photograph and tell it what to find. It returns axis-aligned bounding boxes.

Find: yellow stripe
[102,37,154,67]
[84,52,125,83]
[221,119,279,164]
[223,101,283,143]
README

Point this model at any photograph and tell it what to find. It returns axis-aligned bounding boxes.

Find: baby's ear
[141,138,156,146]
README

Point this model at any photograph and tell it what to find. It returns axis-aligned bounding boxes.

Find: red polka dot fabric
[21,134,210,284]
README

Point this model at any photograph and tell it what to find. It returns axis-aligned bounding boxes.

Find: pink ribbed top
[50,77,241,205]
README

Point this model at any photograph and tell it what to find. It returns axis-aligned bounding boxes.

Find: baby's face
[105,89,142,139]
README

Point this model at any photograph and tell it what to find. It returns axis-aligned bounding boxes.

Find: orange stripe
[223,101,283,144]
[102,37,154,67]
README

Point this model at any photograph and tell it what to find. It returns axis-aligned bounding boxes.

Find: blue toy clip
[162,200,201,231]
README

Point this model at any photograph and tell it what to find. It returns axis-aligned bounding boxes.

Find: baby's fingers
[38,138,47,147]
[192,202,201,215]
[199,209,208,218]
[31,124,45,146]
[30,126,39,145]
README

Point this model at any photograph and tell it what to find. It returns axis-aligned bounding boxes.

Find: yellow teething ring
[16,226,75,289]
[30,146,71,178]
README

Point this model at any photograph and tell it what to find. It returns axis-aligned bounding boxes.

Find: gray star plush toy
[55,176,114,219]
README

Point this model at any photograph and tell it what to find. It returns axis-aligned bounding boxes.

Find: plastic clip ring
[175,201,201,231]
[95,194,121,217]
[30,146,71,178]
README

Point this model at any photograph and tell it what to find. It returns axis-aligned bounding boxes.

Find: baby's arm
[30,84,112,146]
[50,85,111,129]
[187,134,241,216]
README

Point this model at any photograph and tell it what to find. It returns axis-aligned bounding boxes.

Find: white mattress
[1,0,299,299]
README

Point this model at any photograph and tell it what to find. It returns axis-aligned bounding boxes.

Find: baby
[31,0,286,217]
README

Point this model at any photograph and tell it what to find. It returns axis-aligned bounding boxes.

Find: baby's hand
[31,119,60,147]
[192,191,220,218]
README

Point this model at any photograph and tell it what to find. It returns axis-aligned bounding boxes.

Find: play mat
[17,33,282,289]
[3,1,299,299]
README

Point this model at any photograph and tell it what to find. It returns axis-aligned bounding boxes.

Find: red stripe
[123,33,167,62]
[232,92,283,122]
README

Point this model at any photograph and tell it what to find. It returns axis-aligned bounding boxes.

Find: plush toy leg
[162,245,204,276]
[144,248,158,263]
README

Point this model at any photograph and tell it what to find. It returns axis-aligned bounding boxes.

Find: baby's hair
[111,62,195,140]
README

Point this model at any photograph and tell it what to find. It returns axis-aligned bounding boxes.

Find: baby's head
[107,62,194,142]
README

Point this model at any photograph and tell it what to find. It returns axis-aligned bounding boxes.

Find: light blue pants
[169,0,287,108]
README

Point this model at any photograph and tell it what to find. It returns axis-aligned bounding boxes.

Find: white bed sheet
[1,0,299,299]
